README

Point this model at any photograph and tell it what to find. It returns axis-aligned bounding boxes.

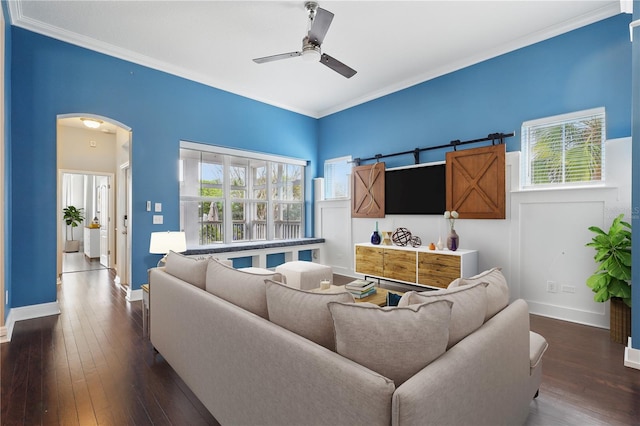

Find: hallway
[62,252,108,274]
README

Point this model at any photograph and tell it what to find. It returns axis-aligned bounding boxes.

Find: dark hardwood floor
[2,261,639,425]
[1,259,219,426]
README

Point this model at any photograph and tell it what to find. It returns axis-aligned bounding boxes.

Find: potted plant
[63,205,85,252]
[585,213,631,343]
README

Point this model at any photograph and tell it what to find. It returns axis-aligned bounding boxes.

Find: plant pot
[64,240,80,253]
[610,297,631,344]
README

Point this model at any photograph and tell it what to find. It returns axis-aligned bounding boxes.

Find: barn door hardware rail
[352,132,514,166]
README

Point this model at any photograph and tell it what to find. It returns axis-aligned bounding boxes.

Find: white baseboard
[527,300,608,329]
[0,301,61,343]
[624,337,640,370]
[126,287,142,302]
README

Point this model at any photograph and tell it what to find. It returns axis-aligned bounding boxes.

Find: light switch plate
[153,215,163,225]
[146,201,151,211]
[154,202,162,212]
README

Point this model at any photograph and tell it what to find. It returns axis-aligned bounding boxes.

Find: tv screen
[384,164,446,215]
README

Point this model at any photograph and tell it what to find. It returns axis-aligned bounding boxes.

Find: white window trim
[180,141,306,246]
[521,107,605,190]
[324,155,352,200]
[180,141,307,166]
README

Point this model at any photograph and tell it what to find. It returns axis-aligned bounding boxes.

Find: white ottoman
[275,261,332,291]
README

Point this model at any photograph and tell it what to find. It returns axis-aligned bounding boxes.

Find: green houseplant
[585,213,631,343]
[63,205,85,252]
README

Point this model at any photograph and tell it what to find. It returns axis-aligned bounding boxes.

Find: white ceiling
[9,1,623,118]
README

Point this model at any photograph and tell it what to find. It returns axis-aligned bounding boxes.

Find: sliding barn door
[351,163,385,218]
[446,144,505,219]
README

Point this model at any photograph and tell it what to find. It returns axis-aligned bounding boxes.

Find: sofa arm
[392,299,533,426]
[530,331,548,372]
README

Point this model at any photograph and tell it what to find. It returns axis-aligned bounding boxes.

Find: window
[180,142,305,247]
[521,107,605,189]
[324,156,352,199]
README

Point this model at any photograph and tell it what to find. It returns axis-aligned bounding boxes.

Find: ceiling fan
[252,2,357,79]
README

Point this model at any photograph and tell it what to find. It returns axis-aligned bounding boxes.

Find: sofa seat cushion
[448,267,509,321]
[328,300,452,386]
[205,258,282,319]
[164,251,210,290]
[399,282,488,348]
[265,280,354,351]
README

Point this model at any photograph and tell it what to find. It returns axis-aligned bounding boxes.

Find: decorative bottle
[370,221,381,245]
[447,229,459,251]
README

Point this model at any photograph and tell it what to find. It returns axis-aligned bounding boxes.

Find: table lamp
[149,231,187,267]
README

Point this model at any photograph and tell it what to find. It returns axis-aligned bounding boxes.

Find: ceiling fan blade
[253,51,301,64]
[320,53,357,78]
[308,7,334,45]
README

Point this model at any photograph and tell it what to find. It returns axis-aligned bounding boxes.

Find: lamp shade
[149,231,187,255]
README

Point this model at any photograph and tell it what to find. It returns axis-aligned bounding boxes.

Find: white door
[97,176,110,267]
[116,165,131,287]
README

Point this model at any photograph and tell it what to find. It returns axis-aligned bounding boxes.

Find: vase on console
[447,229,459,251]
[444,210,460,251]
[371,221,381,245]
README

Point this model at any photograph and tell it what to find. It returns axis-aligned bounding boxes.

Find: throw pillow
[205,258,281,319]
[399,282,488,348]
[387,292,402,307]
[164,251,210,290]
[448,267,509,321]
[265,280,354,351]
[328,300,452,386]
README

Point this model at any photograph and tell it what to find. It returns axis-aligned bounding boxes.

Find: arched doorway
[56,114,133,292]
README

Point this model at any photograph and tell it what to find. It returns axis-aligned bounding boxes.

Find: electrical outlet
[546,281,558,293]
[561,285,576,293]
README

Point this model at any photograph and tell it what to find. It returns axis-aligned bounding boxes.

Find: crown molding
[8,2,622,119]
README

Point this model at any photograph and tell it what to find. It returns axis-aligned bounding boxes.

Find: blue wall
[632,1,639,349]
[318,15,632,167]
[5,13,634,318]
[8,27,317,309]
[3,2,11,319]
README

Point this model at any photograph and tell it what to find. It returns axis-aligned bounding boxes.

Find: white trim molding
[625,338,640,370]
[0,302,61,343]
[126,288,142,302]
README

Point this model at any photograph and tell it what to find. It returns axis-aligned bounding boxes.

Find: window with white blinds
[324,156,352,199]
[521,107,605,189]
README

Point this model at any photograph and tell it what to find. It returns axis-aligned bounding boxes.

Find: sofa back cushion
[164,251,210,290]
[328,300,452,386]
[399,282,488,348]
[205,259,282,319]
[265,280,354,351]
[448,267,509,321]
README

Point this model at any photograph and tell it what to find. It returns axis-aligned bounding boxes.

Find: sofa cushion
[399,282,488,348]
[265,280,354,351]
[328,300,452,386]
[448,267,509,321]
[164,251,210,290]
[205,258,282,319]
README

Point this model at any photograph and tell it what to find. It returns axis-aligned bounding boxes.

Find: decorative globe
[410,236,422,247]
[392,227,412,246]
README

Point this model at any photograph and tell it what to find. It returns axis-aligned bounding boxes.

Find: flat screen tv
[384,163,446,215]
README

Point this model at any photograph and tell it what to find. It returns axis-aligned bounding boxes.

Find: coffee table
[312,285,404,307]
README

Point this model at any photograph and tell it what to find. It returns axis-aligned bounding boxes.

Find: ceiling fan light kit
[252,1,357,78]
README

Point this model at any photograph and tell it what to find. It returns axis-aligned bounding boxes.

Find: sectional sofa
[149,253,547,425]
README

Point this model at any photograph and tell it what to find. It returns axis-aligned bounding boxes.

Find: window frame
[520,107,606,190]
[323,155,352,200]
[180,141,306,247]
